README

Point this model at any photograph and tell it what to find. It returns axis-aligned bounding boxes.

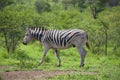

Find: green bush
[35,0,51,13]
[13,49,37,69]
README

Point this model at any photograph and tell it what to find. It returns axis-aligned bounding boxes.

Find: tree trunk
[104,27,108,55]
[99,20,108,55]
[12,36,17,53]
[91,7,97,19]
[3,31,9,54]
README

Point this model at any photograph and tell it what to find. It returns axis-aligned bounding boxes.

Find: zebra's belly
[51,44,73,49]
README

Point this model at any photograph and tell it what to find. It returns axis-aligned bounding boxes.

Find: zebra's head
[23,28,32,45]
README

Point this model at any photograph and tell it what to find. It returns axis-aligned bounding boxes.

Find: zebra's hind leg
[77,47,87,67]
[38,47,49,66]
[53,49,61,67]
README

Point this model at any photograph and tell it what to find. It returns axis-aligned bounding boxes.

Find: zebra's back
[42,29,86,49]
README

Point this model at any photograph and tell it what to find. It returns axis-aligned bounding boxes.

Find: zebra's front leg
[39,47,49,66]
[53,49,61,67]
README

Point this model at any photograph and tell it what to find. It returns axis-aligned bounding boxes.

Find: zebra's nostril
[23,42,27,45]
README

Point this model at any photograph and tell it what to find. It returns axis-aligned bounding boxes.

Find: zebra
[23,27,90,67]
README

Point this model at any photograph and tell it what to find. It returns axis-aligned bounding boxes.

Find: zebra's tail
[86,34,90,50]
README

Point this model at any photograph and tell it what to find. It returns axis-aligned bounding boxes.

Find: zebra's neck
[30,27,46,42]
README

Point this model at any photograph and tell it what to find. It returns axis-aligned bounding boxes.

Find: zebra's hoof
[80,64,84,67]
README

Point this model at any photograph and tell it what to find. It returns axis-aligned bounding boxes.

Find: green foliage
[0,47,8,59]
[0,0,120,54]
[0,43,120,79]
[35,0,51,13]
[0,76,2,80]
[0,0,120,79]
[48,74,98,80]
[99,6,120,51]
[0,2,42,53]
[14,50,36,69]
[0,0,15,10]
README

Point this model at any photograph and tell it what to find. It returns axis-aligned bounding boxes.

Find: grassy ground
[0,43,120,80]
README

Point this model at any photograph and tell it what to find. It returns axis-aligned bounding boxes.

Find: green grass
[0,43,120,80]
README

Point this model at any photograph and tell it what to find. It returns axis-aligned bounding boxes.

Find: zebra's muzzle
[23,42,27,45]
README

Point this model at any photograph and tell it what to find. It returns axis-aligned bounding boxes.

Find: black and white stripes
[30,27,46,41]
[29,27,86,48]
[23,27,90,67]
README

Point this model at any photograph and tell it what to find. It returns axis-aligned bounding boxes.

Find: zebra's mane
[28,26,47,31]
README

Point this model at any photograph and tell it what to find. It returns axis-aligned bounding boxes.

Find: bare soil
[0,66,98,80]
[0,70,75,80]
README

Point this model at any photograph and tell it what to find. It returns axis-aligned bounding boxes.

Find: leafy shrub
[14,49,36,69]
[0,76,3,80]
[35,0,51,13]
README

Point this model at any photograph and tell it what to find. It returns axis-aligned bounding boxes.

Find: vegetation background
[0,0,120,80]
